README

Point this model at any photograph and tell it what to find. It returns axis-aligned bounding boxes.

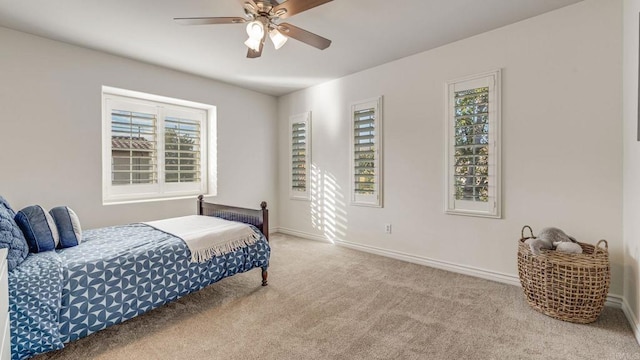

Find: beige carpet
[33,233,639,360]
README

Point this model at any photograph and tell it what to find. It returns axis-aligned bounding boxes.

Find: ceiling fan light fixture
[244,36,262,51]
[269,28,288,50]
[245,20,264,40]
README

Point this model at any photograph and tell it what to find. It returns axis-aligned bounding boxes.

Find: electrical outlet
[385,224,392,234]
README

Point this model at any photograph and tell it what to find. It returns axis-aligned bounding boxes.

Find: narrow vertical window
[445,70,501,217]
[350,96,383,207]
[289,112,311,200]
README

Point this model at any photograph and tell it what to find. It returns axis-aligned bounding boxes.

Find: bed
[6,196,270,360]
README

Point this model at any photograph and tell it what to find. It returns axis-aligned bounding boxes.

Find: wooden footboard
[197,195,269,285]
[196,195,269,241]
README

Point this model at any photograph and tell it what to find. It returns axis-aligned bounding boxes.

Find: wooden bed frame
[197,195,269,286]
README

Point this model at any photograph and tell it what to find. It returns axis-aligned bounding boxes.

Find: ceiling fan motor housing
[245,1,287,22]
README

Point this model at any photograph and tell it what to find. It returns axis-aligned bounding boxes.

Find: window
[445,70,501,218]
[350,96,383,207]
[102,87,215,204]
[289,112,311,200]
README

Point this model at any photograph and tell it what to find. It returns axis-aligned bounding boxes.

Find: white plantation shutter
[353,109,375,194]
[103,91,210,204]
[445,70,501,218]
[164,117,202,184]
[110,109,158,185]
[453,87,489,202]
[350,97,383,207]
[289,112,311,200]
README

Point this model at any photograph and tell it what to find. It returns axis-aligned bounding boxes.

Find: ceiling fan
[174,0,333,59]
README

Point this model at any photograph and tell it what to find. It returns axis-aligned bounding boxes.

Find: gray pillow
[0,196,29,270]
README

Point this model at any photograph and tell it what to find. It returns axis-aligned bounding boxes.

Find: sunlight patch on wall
[310,164,347,242]
[310,164,323,231]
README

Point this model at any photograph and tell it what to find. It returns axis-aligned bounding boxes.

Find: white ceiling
[0,0,582,96]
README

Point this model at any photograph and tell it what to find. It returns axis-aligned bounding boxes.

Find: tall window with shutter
[102,90,211,204]
[350,97,383,207]
[289,112,311,200]
[445,70,501,218]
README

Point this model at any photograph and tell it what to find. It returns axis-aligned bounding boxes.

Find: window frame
[102,87,216,205]
[289,111,312,201]
[444,70,501,218]
[349,96,383,208]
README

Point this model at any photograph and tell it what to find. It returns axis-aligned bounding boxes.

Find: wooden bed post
[197,194,204,215]
[260,201,268,286]
[261,201,269,242]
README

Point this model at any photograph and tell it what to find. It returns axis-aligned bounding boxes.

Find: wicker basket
[517,225,610,323]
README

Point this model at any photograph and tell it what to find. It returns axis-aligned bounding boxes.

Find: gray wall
[0,27,279,229]
[623,0,640,341]
[277,0,624,295]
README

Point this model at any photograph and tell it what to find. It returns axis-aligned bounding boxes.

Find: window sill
[445,209,501,219]
[103,193,215,206]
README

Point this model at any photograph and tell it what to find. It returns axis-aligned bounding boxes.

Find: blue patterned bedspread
[9,223,270,360]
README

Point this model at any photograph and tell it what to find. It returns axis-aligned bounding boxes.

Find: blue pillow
[49,206,82,248]
[15,205,60,253]
[0,196,29,271]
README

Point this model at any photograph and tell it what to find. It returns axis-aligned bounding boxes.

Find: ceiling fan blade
[277,23,331,50]
[174,17,247,25]
[273,0,333,19]
[247,43,263,58]
[242,0,259,14]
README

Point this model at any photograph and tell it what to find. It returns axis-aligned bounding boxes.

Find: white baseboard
[606,294,624,309]
[276,227,624,309]
[336,238,524,287]
[278,227,520,286]
[277,227,332,243]
[621,298,640,346]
